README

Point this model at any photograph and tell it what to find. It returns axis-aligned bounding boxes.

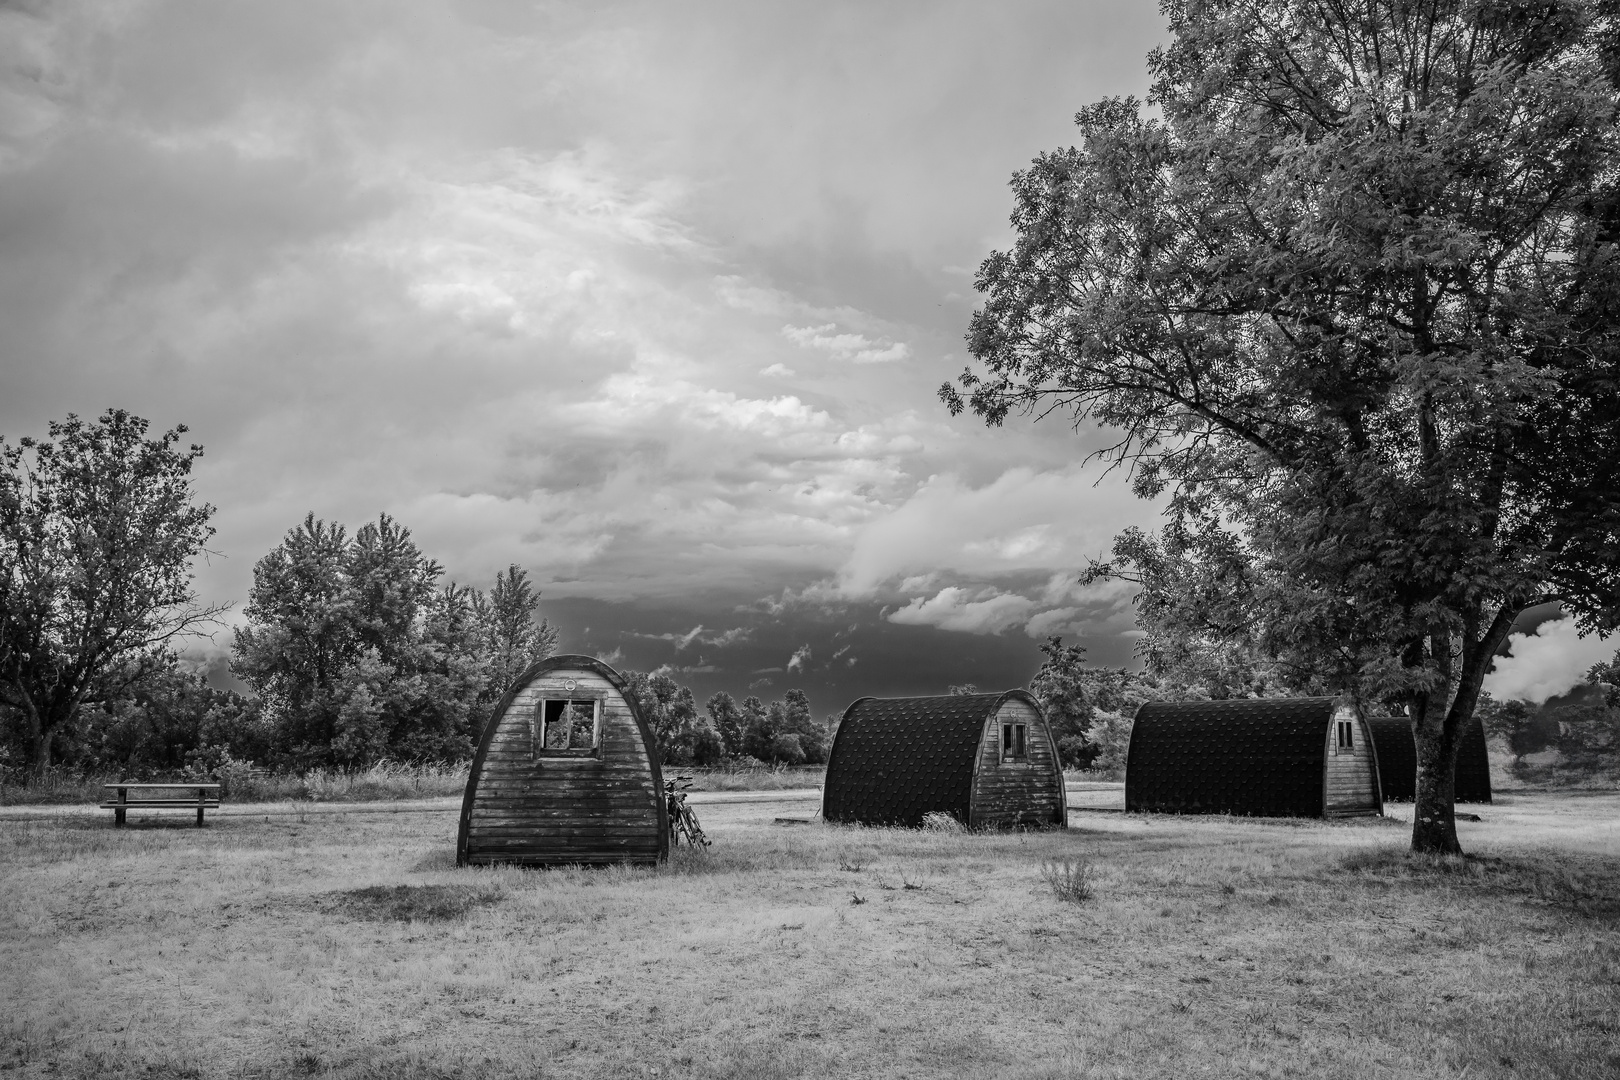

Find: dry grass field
[2,793,1617,1080]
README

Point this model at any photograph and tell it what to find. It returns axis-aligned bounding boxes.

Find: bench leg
[115,808,126,827]
[197,806,205,828]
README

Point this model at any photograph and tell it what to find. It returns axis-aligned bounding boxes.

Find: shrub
[1041,857,1095,903]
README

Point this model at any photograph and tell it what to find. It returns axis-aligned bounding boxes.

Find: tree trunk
[30,724,52,780]
[1411,699,1463,854]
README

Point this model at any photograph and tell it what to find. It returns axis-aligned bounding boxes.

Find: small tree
[0,410,223,775]
[476,565,559,694]
[739,695,775,762]
[706,691,744,756]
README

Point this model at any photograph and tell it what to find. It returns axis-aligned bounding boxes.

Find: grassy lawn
[2,795,1617,1080]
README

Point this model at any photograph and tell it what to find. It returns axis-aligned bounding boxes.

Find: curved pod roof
[1126,697,1381,818]
[458,654,668,866]
[1365,715,1492,803]
[822,690,1066,828]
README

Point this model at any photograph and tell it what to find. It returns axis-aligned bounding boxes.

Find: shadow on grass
[1335,845,1620,919]
[326,883,505,922]
[410,848,458,873]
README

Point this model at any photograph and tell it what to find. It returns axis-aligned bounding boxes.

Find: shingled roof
[822,692,1037,827]
[1365,715,1492,803]
[1126,697,1336,817]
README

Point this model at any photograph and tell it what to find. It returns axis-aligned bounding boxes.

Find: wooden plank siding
[969,697,1067,828]
[459,658,667,866]
[1323,705,1382,817]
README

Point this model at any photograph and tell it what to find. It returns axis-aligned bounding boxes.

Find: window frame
[1334,718,1355,755]
[532,687,607,760]
[1000,721,1029,763]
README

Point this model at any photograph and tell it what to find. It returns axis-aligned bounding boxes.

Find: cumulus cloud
[886,573,1138,640]
[782,323,910,364]
[787,644,813,673]
[759,362,794,377]
[888,587,1037,635]
[699,627,751,648]
[1484,617,1619,704]
[837,467,1153,597]
[632,625,706,650]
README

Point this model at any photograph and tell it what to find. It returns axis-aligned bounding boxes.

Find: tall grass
[1,759,825,806]
[0,760,470,806]
[680,762,825,791]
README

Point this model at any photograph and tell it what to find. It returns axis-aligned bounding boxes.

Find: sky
[0,0,1611,715]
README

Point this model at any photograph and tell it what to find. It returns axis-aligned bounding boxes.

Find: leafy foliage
[624,669,723,767]
[946,0,1620,851]
[231,514,556,769]
[0,410,223,774]
[644,679,827,767]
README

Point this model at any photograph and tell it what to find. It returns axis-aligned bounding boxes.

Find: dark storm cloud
[1,0,1174,691]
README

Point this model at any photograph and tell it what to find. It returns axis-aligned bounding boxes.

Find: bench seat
[102,784,222,826]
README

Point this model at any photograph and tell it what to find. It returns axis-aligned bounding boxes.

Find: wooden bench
[101,783,221,827]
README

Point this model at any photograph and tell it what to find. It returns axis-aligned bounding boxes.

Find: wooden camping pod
[1364,715,1492,803]
[821,691,1067,828]
[1125,697,1382,818]
[457,655,668,866]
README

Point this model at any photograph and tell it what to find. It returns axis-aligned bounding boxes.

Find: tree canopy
[0,410,222,774]
[944,0,1620,852]
[231,515,557,769]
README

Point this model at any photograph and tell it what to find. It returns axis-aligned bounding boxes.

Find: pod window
[1335,719,1355,753]
[536,698,600,756]
[1001,722,1028,762]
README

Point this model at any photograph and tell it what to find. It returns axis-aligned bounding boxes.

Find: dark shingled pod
[821,691,1066,829]
[1126,697,1382,818]
[1365,715,1492,803]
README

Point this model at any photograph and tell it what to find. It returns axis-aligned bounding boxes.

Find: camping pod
[821,691,1066,828]
[1365,715,1492,803]
[1125,697,1382,818]
[458,655,668,866]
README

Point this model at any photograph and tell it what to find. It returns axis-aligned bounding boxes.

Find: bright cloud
[782,323,910,364]
[888,587,1036,635]
[839,466,1153,596]
[887,573,1138,640]
[787,644,813,673]
[1484,617,1618,704]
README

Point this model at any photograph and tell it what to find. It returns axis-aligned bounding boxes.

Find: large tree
[0,410,222,775]
[945,0,1620,852]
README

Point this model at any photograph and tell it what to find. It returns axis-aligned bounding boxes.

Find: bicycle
[665,775,711,848]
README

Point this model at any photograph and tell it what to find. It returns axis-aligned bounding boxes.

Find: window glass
[1001,722,1028,761]
[540,699,598,751]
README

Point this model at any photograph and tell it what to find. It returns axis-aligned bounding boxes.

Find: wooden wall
[968,696,1066,828]
[1323,705,1381,817]
[461,664,665,866]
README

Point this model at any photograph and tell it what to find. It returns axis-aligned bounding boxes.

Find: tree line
[4,409,1615,797]
[0,412,832,779]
